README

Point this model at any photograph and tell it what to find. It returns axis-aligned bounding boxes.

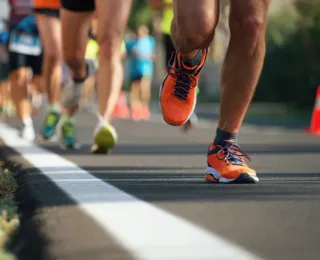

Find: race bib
[9,30,42,56]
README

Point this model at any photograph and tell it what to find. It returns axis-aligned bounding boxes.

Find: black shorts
[163,33,175,66]
[9,51,43,76]
[8,27,43,75]
[61,0,95,12]
[34,8,60,18]
[0,62,9,81]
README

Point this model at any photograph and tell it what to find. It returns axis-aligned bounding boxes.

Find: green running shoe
[60,119,80,149]
[42,111,61,140]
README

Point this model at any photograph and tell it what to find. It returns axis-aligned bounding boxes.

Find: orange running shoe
[130,106,142,121]
[160,49,208,126]
[204,140,259,184]
[141,105,151,121]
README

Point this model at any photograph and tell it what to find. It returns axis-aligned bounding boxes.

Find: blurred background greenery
[0,0,318,109]
[128,0,320,109]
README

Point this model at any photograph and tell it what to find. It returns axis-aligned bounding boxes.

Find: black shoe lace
[215,142,251,165]
[167,53,196,100]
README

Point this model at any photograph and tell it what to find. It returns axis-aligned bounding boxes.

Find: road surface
[0,108,320,260]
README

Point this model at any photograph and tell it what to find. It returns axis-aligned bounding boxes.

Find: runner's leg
[205,0,270,184]
[9,60,35,141]
[218,0,270,133]
[160,0,219,126]
[129,78,142,121]
[30,74,44,113]
[88,0,132,153]
[36,12,62,108]
[95,0,132,123]
[171,0,219,57]
[60,2,94,148]
[61,10,92,82]
[140,77,151,120]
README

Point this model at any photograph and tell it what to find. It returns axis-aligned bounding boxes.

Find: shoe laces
[167,53,196,100]
[215,142,251,165]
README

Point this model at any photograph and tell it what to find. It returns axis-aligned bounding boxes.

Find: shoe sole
[92,126,117,154]
[159,76,197,126]
[204,167,259,184]
[59,142,81,150]
[38,133,58,143]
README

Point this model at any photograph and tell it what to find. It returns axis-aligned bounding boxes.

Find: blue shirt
[126,35,155,78]
[14,15,38,34]
[0,31,9,44]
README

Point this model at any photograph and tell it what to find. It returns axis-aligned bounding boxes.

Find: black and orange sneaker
[204,140,259,184]
[159,49,208,126]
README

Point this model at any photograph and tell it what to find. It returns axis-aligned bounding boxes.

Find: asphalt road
[1,108,320,260]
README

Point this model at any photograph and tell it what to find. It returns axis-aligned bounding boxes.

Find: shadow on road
[3,142,320,156]
[20,164,320,208]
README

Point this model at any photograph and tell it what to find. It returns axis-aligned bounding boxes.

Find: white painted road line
[0,122,262,260]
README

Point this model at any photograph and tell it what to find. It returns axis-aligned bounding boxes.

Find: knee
[45,48,61,66]
[64,51,84,73]
[230,8,268,53]
[232,15,266,40]
[9,69,28,89]
[98,34,122,63]
[174,9,217,51]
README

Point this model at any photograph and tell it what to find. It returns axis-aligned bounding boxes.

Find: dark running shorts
[61,0,95,12]
[9,51,43,75]
[34,8,60,18]
[0,62,9,81]
[8,28,43,75]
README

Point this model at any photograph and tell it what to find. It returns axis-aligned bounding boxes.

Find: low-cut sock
[214,128,238,145]
[181,50,203,67]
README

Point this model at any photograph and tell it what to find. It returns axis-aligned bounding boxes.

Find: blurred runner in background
[7,0,43,142]
[60,0,132,153]
[83,18,128,118]
[81,17,99,111]
[0,20,11,117]
[34,0,63,141]
[126,25,155,121]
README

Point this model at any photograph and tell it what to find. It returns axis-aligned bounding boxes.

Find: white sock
[93,114,107,136]
[23,117,33,127]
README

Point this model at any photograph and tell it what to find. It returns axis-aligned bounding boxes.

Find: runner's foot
[41,109,61,140]
[160,49,208,126]
[19,123,36,142]
[204,140,259,184]
[91,123,118,154]
[60,117,80,149]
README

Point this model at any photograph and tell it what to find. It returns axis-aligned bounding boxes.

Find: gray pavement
[1,109,320,260]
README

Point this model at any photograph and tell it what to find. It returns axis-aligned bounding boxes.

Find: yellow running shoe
[91,124,118,154]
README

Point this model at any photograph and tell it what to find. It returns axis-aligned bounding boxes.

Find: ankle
[181,49,203,67]
[22,117,33,127]
[214,128,238,145]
